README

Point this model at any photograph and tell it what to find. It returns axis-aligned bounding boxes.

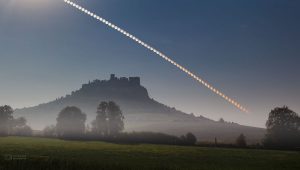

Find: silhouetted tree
[92,101,124,137]
[236,133,247,147]
[215,137,218,146]
[92,102,109,136]
[107,101,124,135]
[11,117,32,136]
[185,132,197,145]
[219,118,225,123]
[0,105,14,136]
[180,135,186,141]
[180,132,197,145]
[56,106,86,139]
[264,106,300,149]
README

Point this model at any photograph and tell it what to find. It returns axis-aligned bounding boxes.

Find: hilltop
[15,74,265,143]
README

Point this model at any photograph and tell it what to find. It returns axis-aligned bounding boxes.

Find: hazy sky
[0,0,299,128]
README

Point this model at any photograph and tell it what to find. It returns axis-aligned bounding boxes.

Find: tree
[0,105,14,136]
[92,101,124,136]
[219,118,225,123]
[180,132,197,145]
[56,106,86,139]
[0,105,32,136]
[214,137,218,146]
[264,106,300,149]
[107,101,124,135]
[236,133,247,147]
[13,117,27,127]
[11,117,32,136]
[185,132,197,145]
[12,125,32,136]
[92,102,109,136]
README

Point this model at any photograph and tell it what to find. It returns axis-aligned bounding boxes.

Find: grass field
[0,137,299,170]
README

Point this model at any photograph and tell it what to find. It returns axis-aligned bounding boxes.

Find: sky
[0,0,299,128]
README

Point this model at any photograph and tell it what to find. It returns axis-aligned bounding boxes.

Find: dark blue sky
[0,0,299,127]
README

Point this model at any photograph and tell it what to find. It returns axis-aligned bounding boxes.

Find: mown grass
[0,136,299,170]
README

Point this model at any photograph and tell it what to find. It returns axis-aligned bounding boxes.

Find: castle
[81,74,141,90]
[109,74,140,86]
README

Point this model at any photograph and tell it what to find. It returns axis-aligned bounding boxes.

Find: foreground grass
[0,137,299,170]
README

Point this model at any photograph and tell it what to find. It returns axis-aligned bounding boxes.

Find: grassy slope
[0,137,299,170]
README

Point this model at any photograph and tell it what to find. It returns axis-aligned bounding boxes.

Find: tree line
[53,101,125,139]
[43,101,197,145]
[0,105,32,136]
[1,103,299,149]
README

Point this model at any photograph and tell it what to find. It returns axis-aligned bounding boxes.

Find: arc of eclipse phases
[63,0,249,113]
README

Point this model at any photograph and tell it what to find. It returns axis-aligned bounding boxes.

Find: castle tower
[129,77,140,86]
[110,74,117,80]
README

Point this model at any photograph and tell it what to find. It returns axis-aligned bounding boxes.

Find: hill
[1,137,299,170]
[15,74,265,143]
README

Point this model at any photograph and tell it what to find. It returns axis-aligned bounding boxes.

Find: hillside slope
[15,74,265,143]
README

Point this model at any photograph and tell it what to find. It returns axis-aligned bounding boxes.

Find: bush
[43,125,57,137]
[12,125,33,136]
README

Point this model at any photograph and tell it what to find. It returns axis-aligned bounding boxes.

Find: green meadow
[0,137,299,170]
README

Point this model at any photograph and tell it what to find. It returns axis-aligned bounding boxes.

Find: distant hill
[15,74,265,143]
